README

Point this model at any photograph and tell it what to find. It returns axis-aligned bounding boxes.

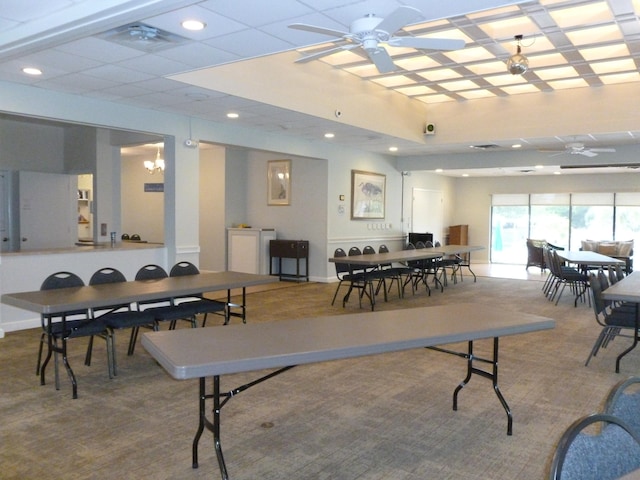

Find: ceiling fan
[288,6,465,74]
[540,142,616,158]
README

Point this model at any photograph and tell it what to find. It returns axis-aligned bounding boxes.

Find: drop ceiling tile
[565,24,622,45]
[590,58,637,74]
[142,5,246,40]
[548,1,614,28]
[204,29,292,58]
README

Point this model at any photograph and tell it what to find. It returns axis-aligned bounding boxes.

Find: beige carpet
[1,274,637,480]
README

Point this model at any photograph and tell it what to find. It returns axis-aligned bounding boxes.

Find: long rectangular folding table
[1,271,278,394]
[601,271,640,372]
[142,302,554,480]
[328,245,484,309]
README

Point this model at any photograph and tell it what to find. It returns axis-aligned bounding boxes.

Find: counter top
[0,241,164,256]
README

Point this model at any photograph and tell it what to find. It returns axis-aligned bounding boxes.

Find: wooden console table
[269,240,309,282]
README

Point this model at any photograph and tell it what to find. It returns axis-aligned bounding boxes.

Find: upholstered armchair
[526,239,564,271]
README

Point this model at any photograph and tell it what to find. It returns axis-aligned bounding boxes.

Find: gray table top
[557,250,625,266]
[602,271,640,303]
[328,245,484,266]
[141,303,554,379]
[1,271,278,314]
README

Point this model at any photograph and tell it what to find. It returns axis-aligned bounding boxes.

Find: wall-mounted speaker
[424,123,435,135]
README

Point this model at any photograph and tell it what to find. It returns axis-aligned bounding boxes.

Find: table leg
[430,337,512,435]
[615,303,639,373]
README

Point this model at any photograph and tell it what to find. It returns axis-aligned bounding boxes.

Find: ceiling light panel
[499,36,555,55]
[394,56,441,71]
[478,16,539,39]
[415,94,456,104]
[548,2,613,28]
[342,64,380,78]
[393,85,436,96]
[500,84,542,95]
[546,78,590,90]
[579,44,629,61]
[523,52,567,68]
[565,24,622,45]
[442,46,495,64]
[438,79,480,92]
[534,65,579,80]
[484,73,529,86]
[371,75,415,87]
[590,58,637,74]
[457,89,497,100]
[465,61,512,75]
[416,68,462,82]
[599,71,640,85]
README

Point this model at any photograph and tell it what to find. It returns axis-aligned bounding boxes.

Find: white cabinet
[227,228,276,274]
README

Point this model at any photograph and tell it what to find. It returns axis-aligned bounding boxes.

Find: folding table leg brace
[192,366,296,480]
[429,337,513,435]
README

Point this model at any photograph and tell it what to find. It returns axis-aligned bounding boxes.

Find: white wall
[121,153,165,243]
[199,145,226,271]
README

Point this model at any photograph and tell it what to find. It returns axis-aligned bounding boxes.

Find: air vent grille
[98,23,189,52]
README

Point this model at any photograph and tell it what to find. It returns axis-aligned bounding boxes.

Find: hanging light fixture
[143,145,165,174]
[506,34,529,75]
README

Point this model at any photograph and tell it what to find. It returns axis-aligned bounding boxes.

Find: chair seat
[180,298,226,315]
[50,318,109,338]
[102,310,156,330]
[146,302,203,321]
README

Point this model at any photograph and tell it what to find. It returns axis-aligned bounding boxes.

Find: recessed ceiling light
[226,112,239,119]
[535,164,544,169]
[554,171,561,175]
[324,133,335,138]
[22,67,42,75]
[435,168,443,173]
[181,20,206,31]
[389,146,398,152]
[512,143,522,148]
[462,173,470,177]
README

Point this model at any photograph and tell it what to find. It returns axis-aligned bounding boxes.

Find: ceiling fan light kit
[289,6,465,74]
[507,35,528,75]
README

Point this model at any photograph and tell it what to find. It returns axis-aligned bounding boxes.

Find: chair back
[170,261,200,277]
[135,264,168,281]
[589,272,607,317]
[415,241,425,249]
[605,377,640,439]
[89,267,129,314]
[548,413,640,480]
[89,267,127,285]
[363,245,376,255]
[41,271,84,290]
[378,245,392,269]
[333,248,350,277]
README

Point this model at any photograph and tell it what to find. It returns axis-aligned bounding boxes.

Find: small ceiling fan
[540,142,616,158]
[288,6,465,74]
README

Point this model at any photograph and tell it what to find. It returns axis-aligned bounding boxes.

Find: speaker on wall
[424,123,435,135]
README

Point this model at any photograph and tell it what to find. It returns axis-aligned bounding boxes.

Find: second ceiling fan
[288,6,465,74]
[540,142,617,158]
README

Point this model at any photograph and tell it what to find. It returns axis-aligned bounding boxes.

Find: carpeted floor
[1,273,638,480]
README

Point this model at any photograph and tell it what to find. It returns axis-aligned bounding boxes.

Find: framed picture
[267,160,291,206]
[351,170,386,219]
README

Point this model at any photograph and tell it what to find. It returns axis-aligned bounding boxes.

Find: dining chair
[585,271,637,367]
[133,264,201,336]
[377,244,408,299]
[88,267,156,376]
[401,243,431,297]
[604,376,640,438]
[37,271,111,399]
[548,413,640,480]
[169,261,227,326]
[344,247,375,310]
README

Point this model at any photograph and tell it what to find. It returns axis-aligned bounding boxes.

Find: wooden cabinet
[269,240,309,282]
[448,225,468,245]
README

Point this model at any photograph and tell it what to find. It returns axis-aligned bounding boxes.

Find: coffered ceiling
[0,0,639,176]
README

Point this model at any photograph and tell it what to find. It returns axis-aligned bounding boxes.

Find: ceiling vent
[98,23,189,52]
[470,144,500,150]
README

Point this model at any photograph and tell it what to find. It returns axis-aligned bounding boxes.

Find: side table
[269,240,309,282]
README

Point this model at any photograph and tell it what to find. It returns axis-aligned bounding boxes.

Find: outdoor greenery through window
[491,193,640,265]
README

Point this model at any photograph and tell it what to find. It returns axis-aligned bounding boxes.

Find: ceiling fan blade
[387,36,465,50]
[577,150,598,157]
[288,23,349,39]
[590,148,616,153]
[294,44,356,63]
[375,6,422,35]
[367,47,396,73]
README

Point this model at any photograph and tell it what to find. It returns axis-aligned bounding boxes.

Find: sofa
[581,239,634,273]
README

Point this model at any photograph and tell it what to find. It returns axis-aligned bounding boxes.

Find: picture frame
[267,159,291,206]
[351,170,386,219]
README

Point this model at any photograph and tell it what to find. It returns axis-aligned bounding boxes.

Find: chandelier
[144,145,165,174]
[506,34,529,75]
